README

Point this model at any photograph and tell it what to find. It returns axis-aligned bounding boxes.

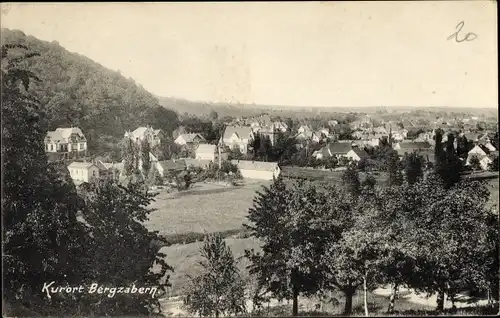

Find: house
[125,126,162,147]
[400,129,409,139]
[174,133,206,146]
[272,121,289,133]
[467,144,488,158]
[297,125,312,134]
[95,160,111,178]
[345,147,369,162]
[478,140,497,152]
[67,162,100,185]
[319,127,331,137]
[250,121,261,132]
[373,126,388,135]
[352,130,364,140]
[466,149,495,170]
[295,131,313,142]
[195,144,217,161]
[44,127,88,158]
[96,160,121,179]
[311,131,324,143]
[173,126,187,139]
[390,132,405,142]
[327,120,339,126]
[314,142,352,160]
[230,160,281,180]
[220,126,254,153]
[158,159,187,177]
[414,132,432,142]
[465,145,494,170]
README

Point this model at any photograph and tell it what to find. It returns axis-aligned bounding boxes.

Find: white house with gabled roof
[124,126,162,147]
[45,127,88,158]
[68,162,100,185]
[231,160,280,180]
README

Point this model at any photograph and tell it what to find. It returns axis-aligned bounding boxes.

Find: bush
[163,228,248,246]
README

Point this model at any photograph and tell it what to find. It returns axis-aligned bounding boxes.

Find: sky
[1,1,498,108]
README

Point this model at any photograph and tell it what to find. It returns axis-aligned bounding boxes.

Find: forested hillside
[1,29,179,156]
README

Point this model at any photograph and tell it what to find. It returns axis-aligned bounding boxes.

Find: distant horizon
[2,2,497,108]
[157,95,499,110]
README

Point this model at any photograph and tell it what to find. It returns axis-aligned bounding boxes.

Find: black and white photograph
[1,1,499,317]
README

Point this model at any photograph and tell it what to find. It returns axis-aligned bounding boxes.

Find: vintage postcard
[1,1,498,317]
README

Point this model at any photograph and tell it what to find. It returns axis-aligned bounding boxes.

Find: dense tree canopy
[2,41,172,317]
[2,29,179,156]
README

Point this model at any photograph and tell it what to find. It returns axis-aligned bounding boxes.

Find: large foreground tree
[2,43,172,316]
[2,44,89,313]
[245,177,331,316]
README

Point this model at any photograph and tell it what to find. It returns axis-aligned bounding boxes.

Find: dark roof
[464,133,479,141]
[477,144,492,155]
[95,160,109,171]
[407,126,428,134]
[398,141,432,149]
[328,142,353,154]
[350,147,369,159]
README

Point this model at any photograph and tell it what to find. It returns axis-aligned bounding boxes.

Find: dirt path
[372,285,489,309]
[161,287,491,316]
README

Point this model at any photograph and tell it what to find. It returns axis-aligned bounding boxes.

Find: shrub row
[153,227,251,248]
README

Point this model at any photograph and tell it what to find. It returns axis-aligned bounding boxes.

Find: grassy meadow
[144,181,271,236]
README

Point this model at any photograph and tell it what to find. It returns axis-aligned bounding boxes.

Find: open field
[144,173,498,239]
[144,181,271,236]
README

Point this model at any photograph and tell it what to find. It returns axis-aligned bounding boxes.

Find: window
[93,170,96,176]
[50,144,53,151]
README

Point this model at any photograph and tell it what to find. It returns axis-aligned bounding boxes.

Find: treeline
[2,44,172,316]
[180,166,499,317]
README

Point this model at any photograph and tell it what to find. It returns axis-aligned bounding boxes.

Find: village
[3,3,499,316]
[44,112,499,189]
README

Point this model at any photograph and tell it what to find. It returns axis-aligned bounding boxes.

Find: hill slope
[1,28,179,155]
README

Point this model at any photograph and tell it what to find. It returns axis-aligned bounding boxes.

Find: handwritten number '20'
[448,21,477,43]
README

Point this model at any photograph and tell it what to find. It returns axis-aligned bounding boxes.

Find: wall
[240,169,274,180]
[86,166,100,182]
[196,152,215,161]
